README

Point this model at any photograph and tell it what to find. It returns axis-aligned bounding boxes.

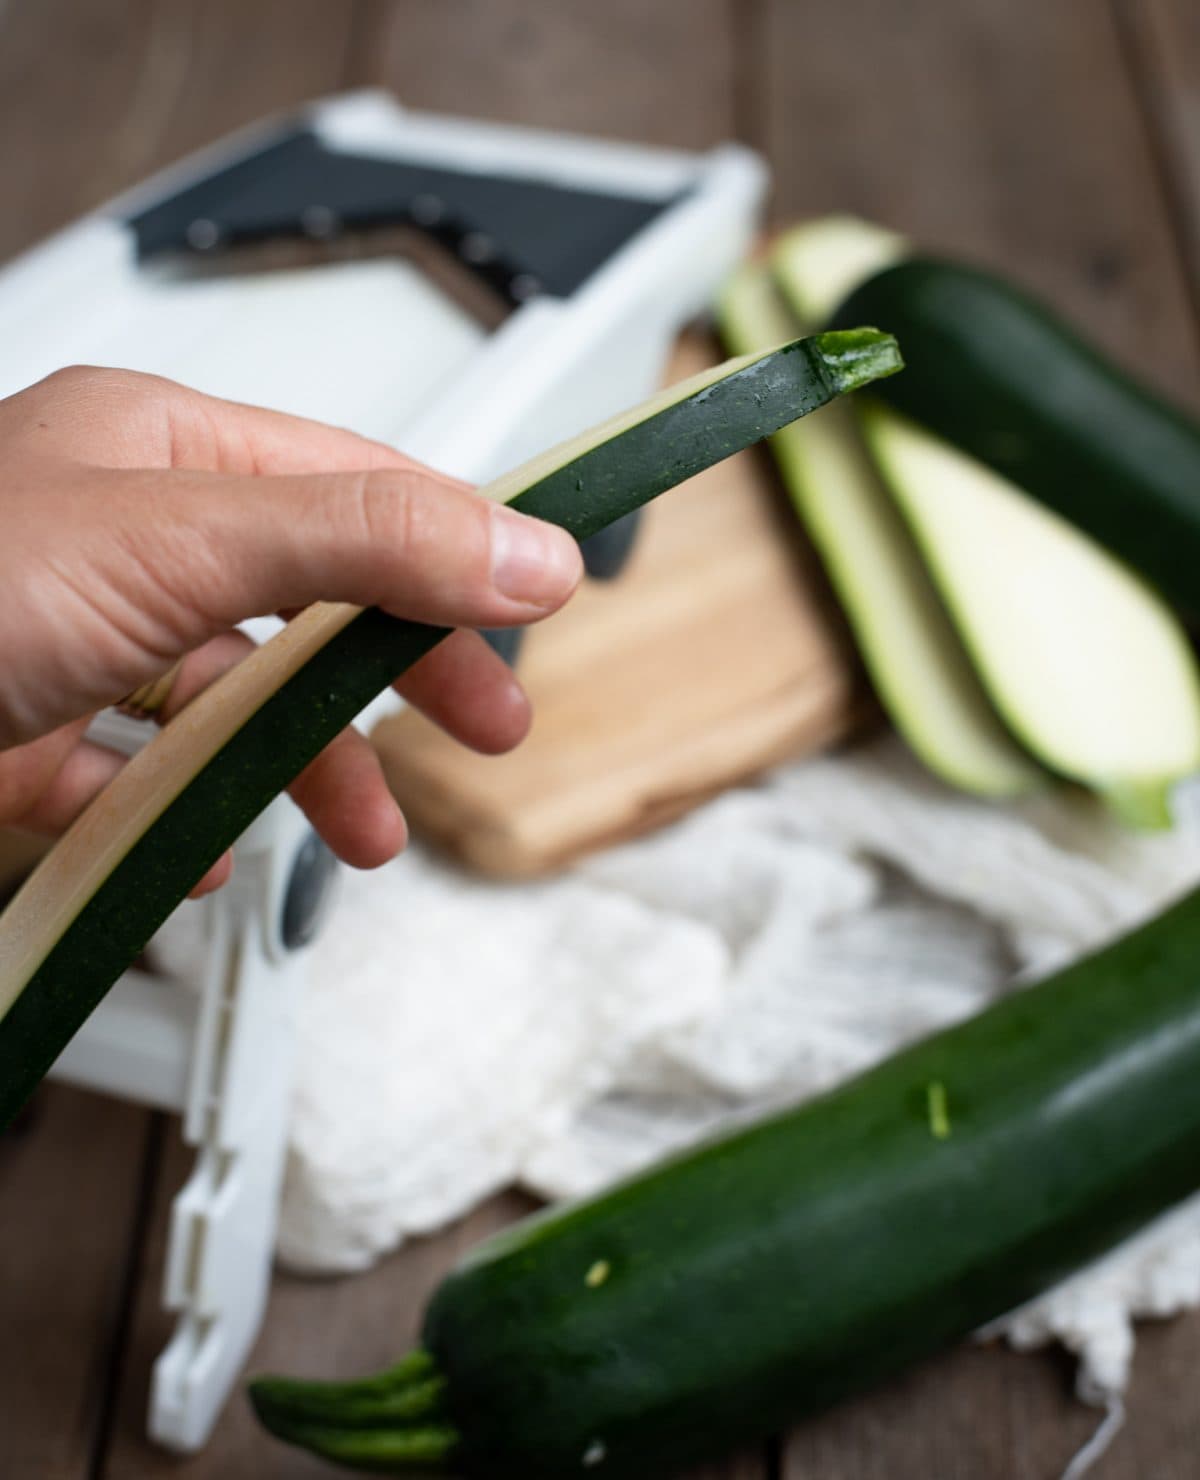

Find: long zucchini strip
[0,329,900,1125]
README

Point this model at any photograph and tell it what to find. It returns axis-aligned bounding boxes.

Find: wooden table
[2,3,1199,1476]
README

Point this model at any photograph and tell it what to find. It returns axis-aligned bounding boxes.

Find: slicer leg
[148,801,318,1452]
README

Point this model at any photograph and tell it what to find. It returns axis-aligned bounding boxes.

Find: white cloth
[277,736,1200,1403]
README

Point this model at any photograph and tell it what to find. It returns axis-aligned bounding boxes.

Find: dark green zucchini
[0,328,900,1129]
[832,258,1200,623]
[251,887,1200,1477]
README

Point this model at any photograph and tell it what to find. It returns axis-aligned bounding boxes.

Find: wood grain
[0,0,158,260]
[373,334,863,878]
[760,0,1200,407]
[354,0,738,147]
[0,1085,155,1480]
[1115,1307,1200,1479]
[781,1340,1096,1480]
[0,0,358,266]
[782,1316,1200,1480]
[1119,0,1200,314]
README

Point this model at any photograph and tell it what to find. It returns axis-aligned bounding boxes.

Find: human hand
[0,366,583,892]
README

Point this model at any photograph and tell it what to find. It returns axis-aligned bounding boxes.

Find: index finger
[15,364,468,488]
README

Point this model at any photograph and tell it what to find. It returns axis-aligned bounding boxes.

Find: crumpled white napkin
[277,736,1200,1404]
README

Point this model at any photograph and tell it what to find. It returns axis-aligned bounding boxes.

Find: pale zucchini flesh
[861,405,1200,826]
[773,215,907,326]
[718,261,1043,798]
[0,328,901,1126]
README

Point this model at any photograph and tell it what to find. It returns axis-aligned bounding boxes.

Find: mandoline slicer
[0,90,766,1450]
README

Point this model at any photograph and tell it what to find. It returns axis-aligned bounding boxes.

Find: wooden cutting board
[372,331,868,877]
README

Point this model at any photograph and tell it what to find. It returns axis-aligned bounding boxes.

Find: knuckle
[353,468,413,549]
[41,363,96,391]
[36,363,167,412]
[30,363,113,406]
[355,467,483,566]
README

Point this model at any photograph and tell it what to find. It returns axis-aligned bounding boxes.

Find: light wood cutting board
[372,332,869,877]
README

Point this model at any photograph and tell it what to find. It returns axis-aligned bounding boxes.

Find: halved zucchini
[834,255,1200,625]
[776,215,1200,826]
[718,260,1042,797]
[861,405,1200,826]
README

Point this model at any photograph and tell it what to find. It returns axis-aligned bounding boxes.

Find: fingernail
[490,506,581,606]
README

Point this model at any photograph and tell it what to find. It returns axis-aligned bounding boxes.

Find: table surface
[2,3,1199,1477]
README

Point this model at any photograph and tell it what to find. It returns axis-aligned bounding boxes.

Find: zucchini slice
[251,885,1200,1478]
[835,256,1200,625]
[0,329,900,1127]
[718,259,1042,798]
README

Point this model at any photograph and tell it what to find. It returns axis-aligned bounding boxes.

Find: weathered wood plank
[0,1085,156,1480]
[782,1316,1200,1480]
[1120,0,1200,311]
[354,0,738,147]
[1115,1307,1200,1479]
[760,0,1200,406]
[686,1457,769,1480]
[781,1340,1098,1480]
[0,0,358,265]
[0,0,157,261]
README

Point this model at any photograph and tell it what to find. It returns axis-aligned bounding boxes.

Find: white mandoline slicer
[0,91,766,1449]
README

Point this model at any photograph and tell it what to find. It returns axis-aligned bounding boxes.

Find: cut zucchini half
[834,256,1200,626]
[861,405,1200,827]
[777,214,1200,826]
[718,261,1043,797]
[773,215,907,326]
[0,329,900,1126]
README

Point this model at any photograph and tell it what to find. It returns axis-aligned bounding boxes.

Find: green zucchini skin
[832,259,1200,622]
[252,889,1200,1478]
[0,329,900,1129]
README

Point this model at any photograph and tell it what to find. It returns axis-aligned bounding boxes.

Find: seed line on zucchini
[0,328,900,1128]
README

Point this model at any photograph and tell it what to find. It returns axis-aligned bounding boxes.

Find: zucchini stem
[249,1348,459,1472]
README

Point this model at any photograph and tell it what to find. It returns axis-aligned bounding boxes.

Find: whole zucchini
[832,258,1200,623]
[251,887,1200,1477]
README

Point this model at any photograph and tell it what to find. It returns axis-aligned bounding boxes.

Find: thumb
[99,461,584,650]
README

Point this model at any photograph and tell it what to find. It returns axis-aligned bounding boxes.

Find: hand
[0,366,583,892]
